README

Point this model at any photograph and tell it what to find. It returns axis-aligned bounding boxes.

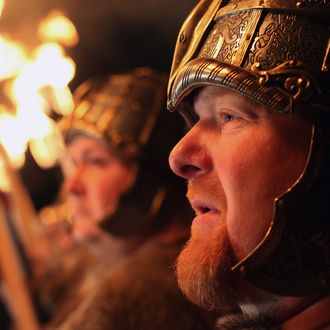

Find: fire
[0,1,4,17]
[0,5,78,190]
[0,35,26,81]
[0,113,27,168]
[38,11,79,47]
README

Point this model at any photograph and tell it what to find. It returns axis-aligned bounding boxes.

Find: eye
[215,109,248,131]
[218,112,239,126]
[224,113,237,123]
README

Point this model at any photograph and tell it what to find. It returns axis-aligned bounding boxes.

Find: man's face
[169,86,313,309]
[63,135,136,241]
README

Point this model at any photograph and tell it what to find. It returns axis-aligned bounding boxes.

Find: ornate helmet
[167,0,330,296]
[61,67,186,237]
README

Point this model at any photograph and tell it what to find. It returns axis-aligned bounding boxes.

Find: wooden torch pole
[0,196,40,330]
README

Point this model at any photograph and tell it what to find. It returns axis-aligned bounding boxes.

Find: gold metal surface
[231,9,262,66]
[168,0,224,109]
[215,0,330,19]
[322,38,330,71]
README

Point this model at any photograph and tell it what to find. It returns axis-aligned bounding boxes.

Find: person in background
[42,67,216,329]
[166,0,330,329]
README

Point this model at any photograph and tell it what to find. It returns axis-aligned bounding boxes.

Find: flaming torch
[0,4,78,328]
[0,10,77,171]
[0,7,78,239]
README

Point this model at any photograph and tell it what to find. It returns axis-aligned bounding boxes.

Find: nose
[169,128,212,180]
[63,168,85,196]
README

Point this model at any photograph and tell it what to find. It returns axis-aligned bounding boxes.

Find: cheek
[93,176,121,210]
[214,138,274,257]
[92,166,134,217]
[82,173,118,222]
[214,125,311,258]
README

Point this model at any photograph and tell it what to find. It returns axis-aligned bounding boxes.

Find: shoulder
[71,239,215,330]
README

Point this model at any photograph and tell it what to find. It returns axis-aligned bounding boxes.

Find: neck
[280,295,330,329]
[237,280,323,325]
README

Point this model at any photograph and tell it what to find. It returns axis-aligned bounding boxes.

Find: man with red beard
[167,0,330,328]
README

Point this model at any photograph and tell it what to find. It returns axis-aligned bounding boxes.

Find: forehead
[66,135,111,156]
[193,85,264,116]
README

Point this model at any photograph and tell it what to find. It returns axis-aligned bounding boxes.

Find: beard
[176,220,238,311]
[176,177,238,311]
[176,176,239,313]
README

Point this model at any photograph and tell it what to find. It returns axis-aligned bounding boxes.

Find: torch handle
[0,197,40,330]
[0,143,45,255]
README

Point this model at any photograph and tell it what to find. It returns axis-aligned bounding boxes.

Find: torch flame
[0,35,27,81]
[0,0,4,17]
[38,11,79,47]
[0,113,28,168]
[0,9,77,185]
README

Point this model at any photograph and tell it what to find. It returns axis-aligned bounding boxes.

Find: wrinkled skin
[169,86,313,318]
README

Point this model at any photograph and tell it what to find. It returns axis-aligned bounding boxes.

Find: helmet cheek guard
[168,0,330,296]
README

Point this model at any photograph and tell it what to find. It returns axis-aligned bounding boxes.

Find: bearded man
[167,0,330,328]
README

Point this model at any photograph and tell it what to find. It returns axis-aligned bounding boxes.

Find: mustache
[186,177,226,209]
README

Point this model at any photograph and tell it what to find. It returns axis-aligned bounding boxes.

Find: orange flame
[38,11,79,47]
[0,35,26,81]
[0,8,77,187]
[0,1,4,17]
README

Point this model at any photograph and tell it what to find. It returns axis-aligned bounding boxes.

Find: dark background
[0,0,197,209]
[0,0,197,88]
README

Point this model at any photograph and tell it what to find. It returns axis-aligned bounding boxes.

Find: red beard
[176,220,238,311]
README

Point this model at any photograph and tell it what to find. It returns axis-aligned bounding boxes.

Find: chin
[176,221,238,311]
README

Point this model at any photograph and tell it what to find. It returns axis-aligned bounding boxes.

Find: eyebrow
[197,89,265,119]
[82,146,109,158]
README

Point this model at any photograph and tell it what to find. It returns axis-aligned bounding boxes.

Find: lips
[73,204,89,217]
[185,198,220,235]
[190,198,220,217]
